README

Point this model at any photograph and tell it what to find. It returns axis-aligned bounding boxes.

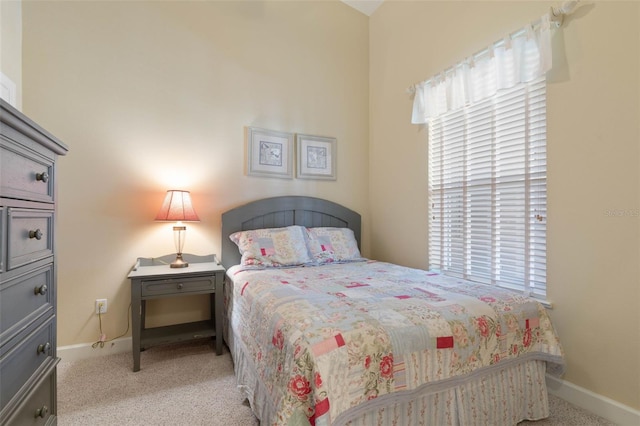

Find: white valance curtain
[411,14,552,124]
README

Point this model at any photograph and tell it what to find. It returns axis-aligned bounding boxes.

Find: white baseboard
[57,337,132,363]
[546,375,640,426]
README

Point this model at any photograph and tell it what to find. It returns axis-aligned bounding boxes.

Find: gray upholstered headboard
[221,196,361,269]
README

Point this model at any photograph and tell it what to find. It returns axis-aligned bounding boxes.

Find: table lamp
[155,190,200,268]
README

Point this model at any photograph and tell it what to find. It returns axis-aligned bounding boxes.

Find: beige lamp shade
[155,190,200,222]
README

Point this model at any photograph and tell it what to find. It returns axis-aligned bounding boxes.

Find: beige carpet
[58,341,258,425]
[57,340,614,426]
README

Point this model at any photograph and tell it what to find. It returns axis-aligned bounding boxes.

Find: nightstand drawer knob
[36,171,49,183]
[29,229,43,240]
[177,283,183,290]
[34,284,48,295]
[37,342,51,355]
[34,406,49,419]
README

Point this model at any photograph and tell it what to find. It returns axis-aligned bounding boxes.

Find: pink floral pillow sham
[229,226,312,268]
[306,227,363,264]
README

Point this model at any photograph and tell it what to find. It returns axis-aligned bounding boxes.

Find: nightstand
[127,253,225,372]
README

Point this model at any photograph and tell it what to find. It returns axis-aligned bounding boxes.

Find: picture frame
[246,126,294,179]
[296,134,337,180]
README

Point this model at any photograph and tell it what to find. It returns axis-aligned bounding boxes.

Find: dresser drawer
[7,208,53,270]
[1,369,56,426]
[1,264,54,349]
[141,275,215,297]
[0,206,5,273]
[0,318,55,410]
[0,136,55,204]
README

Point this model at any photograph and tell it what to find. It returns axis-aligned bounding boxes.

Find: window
[411,17,552,299]
[428,77,547,299]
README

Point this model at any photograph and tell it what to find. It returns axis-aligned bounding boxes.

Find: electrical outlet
[95,299,107,314]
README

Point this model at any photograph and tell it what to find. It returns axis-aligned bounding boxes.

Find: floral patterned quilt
[228,260,564,426]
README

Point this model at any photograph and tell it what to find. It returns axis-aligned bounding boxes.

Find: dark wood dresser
[0,99,68,425]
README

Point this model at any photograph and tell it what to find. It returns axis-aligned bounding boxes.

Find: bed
[221,196,564,426]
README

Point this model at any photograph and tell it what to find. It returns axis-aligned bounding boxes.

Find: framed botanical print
[296,134,336,180]
[246,126,294,179]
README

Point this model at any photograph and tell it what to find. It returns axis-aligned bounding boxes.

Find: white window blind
[413,16,552,299]
[428,77,547,299]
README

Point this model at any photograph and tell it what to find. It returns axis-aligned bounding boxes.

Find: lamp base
[170,253,189,268]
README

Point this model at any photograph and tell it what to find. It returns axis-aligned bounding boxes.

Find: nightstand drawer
[1,264,54,349]
[7,208,53,270]
[2,369,56,426]
[0,318,55,410]
[141,276,215,297]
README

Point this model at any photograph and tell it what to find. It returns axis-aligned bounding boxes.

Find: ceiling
[341,0,384,16]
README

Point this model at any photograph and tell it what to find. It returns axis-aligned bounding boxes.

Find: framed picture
[246,127,294,179]
[296,134,337,180]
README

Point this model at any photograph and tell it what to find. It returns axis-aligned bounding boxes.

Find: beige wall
[370,0,639,411]
[16,0,640,415]
[21,1,369,345]
[0,0,22,108]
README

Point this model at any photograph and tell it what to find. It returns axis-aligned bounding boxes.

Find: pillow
[229,225,312,268]
[306,227,363,264]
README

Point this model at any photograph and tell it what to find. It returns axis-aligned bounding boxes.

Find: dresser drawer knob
[177,283,183,290]
[37,342,51,355]
[36,172,49,183]
[34,284,48,295]
[29,229,43,240]
[34,406,49,419]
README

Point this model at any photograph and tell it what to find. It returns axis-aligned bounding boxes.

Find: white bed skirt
[229,332,549,426]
